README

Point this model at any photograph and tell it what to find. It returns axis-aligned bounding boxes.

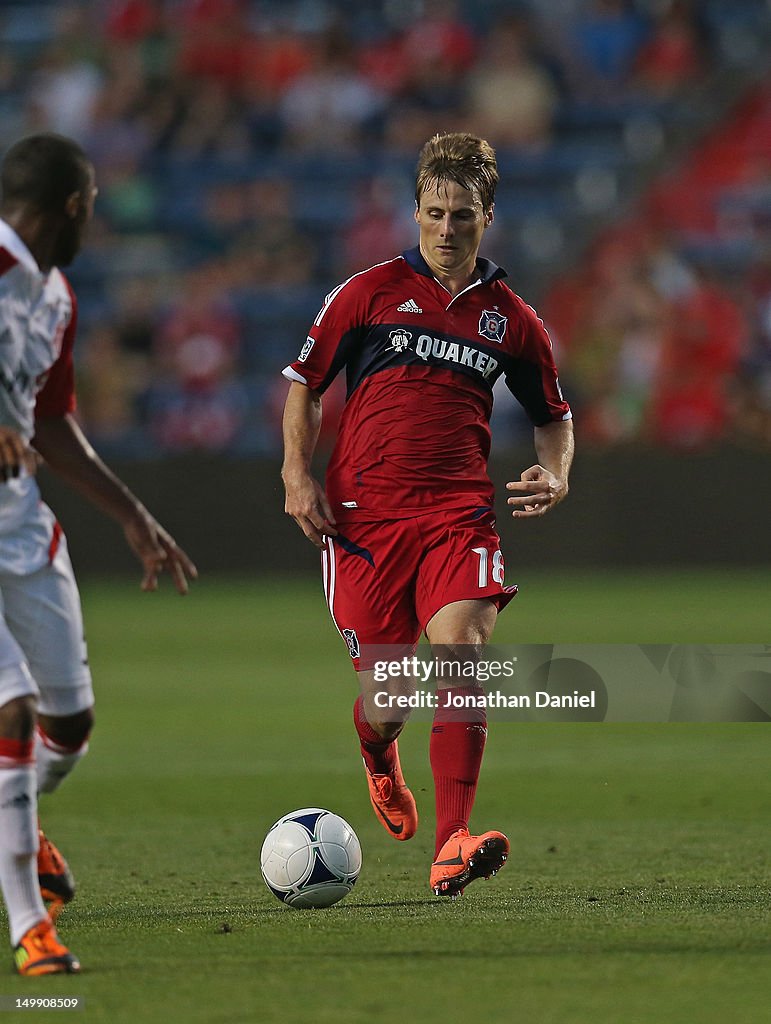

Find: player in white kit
[0,134,197,975]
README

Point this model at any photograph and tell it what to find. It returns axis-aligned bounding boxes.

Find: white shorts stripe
[322,537,344,640]
[321,542,329,601]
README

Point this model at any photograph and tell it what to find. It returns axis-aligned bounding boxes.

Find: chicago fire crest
[478,310,508,344]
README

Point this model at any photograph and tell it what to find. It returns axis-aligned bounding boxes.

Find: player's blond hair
[415,132,499,214]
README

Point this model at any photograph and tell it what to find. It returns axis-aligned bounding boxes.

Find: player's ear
[414,200,420,224]
[64,191,81,220]
[484,204,495,228]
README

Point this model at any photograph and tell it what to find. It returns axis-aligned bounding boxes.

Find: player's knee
[39,706,94,749]
[368,718,403,742]
[0,695,37,740]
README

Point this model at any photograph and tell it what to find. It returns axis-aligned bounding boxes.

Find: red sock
[353,695,398,775]
[430,687,487,858]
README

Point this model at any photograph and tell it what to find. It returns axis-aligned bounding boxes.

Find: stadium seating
[1,0,769,453]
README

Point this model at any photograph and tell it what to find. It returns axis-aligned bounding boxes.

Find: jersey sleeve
[282,274,369,394]
[35,279,77,418]
[504,301,571,426]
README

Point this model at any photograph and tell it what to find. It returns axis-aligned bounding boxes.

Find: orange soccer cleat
[13,918,80,976]
[37,830,76,923]
[363,740,418,841]
[430,828,510,898]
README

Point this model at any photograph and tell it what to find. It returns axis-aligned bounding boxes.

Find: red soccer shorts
[320,506,517,670]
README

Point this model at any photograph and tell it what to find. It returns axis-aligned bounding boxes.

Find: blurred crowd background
[1,0,770,458]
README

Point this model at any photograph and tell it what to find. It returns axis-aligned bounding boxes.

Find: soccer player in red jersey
[282,132,573,898]
[0,134,197,974]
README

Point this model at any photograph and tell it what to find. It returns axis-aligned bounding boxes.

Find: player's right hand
[0,426,37,482]
[282,472,338,549]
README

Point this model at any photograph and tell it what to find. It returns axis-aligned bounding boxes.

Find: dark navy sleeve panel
[502,292,572,427]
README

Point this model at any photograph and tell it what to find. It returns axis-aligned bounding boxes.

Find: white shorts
[0,534,94,717]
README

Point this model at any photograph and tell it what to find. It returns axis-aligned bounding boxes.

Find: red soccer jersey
[284,247,571,520]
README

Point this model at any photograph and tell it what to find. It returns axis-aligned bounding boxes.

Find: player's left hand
[506,465,568,519]
[123,510,199,594]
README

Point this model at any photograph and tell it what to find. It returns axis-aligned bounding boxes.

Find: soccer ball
[260,807,362,909]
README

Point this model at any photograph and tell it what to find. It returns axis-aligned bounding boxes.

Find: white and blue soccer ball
[260,807,362,909]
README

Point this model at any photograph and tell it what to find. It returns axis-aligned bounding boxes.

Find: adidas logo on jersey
[396,299,423,313]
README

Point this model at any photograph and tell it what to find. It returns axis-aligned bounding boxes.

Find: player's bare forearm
[281,382,323,477]
[33,414,145,524]
[281,382,337,548]
[506,419,574,519]
[533,419,574,483]
[32,414,197,593]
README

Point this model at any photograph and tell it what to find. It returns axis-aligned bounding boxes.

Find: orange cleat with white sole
[430,828,509,898]
[37,829,75,923]
[363,740,418,841]
[13,918,80,976]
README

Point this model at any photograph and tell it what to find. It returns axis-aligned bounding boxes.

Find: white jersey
[0,219,76,574]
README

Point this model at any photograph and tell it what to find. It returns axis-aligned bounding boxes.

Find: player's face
[415,178,493,285]
[55,163,97,267]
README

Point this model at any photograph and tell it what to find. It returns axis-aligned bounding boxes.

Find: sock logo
[467,724,488,737]
[1,791,31,810]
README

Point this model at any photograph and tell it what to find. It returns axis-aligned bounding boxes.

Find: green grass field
[0,570,769,1024]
